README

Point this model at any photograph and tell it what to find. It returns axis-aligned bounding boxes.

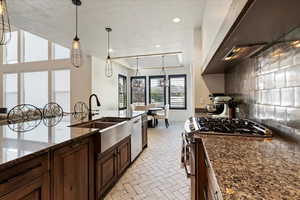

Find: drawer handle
[0,164,42,185]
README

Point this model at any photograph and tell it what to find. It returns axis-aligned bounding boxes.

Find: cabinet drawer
[0,154,49,197]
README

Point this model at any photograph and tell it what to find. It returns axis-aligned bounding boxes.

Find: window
[131,76,146,105]
[168,74,187,109]
[3,73,18,110]
[149,76,166,106]
[53,43,70,60]
[23,71,48,108]
[3,31,18,64]
[52,70,71,112]
[118,75,127,110]
[24,31,48,62]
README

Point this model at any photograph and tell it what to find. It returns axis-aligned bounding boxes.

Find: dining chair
[130,104,136,111]
[154,104,170,128]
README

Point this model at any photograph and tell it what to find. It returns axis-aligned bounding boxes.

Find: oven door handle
[183,158,195,178]
[182,132,195,178]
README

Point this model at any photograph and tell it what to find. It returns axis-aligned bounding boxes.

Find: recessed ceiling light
[155,45,161,48]
[109,48,113,53]
[173,17,181,23]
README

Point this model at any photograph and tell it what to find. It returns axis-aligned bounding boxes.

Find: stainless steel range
[185,117,272,138]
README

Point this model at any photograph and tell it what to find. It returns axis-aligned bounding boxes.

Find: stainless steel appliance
[206,95,232,118]
[130,116,142,161]
[188,117,272,138]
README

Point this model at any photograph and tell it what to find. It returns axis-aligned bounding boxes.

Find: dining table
[147,107,164,127]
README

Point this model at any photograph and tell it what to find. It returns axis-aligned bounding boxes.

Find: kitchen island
[0,110,147,200]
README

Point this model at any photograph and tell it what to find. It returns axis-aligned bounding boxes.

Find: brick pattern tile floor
[104,122,190,200]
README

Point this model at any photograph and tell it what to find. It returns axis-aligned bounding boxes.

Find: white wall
[91,57,133,111]
[201,0,248,70]
[201,0,233,63]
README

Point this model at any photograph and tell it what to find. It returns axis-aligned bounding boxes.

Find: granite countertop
[197,134,300,200]
[0,109,146,169]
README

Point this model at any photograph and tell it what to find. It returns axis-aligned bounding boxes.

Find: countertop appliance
[130,116,142,161]
[206,94,232,118]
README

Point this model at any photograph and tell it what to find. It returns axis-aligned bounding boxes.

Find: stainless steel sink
[97,117,130,123]
[70,121,117,129]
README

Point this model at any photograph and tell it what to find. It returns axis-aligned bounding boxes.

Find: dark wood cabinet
[0,155,49,200]
[191,138,222,200]
[0,174,49,200]
[142,114,148,149]
[96,148,118,198]
[96,136,131,199]
[52,138,94,200]
[117,137,131,176]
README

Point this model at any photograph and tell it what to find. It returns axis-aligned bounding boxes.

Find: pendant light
[133,57,142,88]
[0,0,11,45]
[160,55,168,87]
[70,0,82,68]
[105,27,113,78]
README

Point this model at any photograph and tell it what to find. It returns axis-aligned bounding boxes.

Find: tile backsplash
[225,44,300,139]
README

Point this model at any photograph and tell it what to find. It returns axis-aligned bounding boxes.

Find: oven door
[182,132,196,199]
[182,132,209,200]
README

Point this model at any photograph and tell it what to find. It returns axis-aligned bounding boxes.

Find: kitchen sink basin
[97,117,130,123]
[70,121,117,129]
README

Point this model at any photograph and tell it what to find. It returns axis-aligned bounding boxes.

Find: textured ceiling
[8,0,205,67]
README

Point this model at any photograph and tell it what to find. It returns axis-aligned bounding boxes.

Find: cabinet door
[0,174,49,200]
[96,148,118,198]
[52,139,93,200]
[142,121,148,149]
[117,137,131,176]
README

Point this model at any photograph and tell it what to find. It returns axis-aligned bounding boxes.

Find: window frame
[130,76,147,105]
[2,29,71,65]
[168,74,187,110]
[148,75,166,106]
[118,74,127,110]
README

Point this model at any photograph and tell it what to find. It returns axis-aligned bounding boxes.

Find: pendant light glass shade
[70,1,82,68]
[160,55,168,87]
[133,57,142,88]
[0,0,11,45]
[71,36,82,68]
[105,27,113,78]
[105,55,113,77]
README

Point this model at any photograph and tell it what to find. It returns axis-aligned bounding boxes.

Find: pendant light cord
[75,4,78,38]
[107,30,110,57]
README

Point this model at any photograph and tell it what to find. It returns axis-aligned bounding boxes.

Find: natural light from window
[53,43,70,60]
[23,71,48,108]
[3,31,18,64]
[52,70,71,112]
[24,31,48,62]
[3,73,18,110]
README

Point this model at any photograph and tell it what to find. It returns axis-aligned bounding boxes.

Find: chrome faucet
[88,94,101,120]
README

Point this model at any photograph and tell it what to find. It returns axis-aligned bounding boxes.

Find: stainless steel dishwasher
[130,116,142,161]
